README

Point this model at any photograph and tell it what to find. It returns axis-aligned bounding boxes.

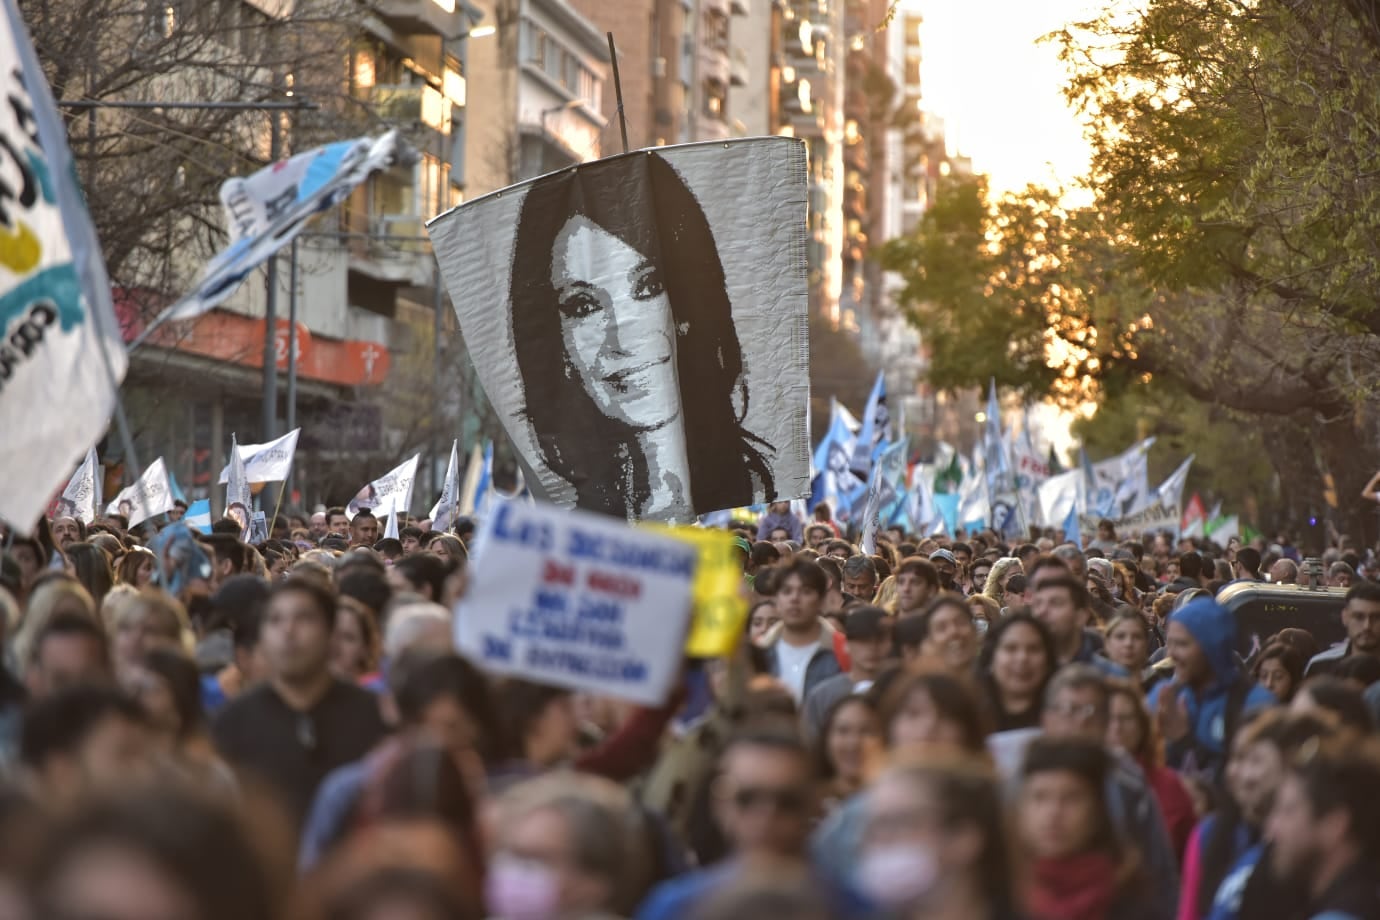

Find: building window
[705,79,726,119]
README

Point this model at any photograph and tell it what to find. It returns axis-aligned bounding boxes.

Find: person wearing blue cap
[1148,596,1276,782]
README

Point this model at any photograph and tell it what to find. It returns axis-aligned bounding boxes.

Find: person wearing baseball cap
[929,549,960,592]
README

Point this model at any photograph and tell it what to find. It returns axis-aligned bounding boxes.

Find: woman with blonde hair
[873,575,898,613]
[981,557,1024,606]
[109,588,193,681]
[12,574,97,664]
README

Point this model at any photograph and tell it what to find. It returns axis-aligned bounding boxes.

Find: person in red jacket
[1106,680,1196,861]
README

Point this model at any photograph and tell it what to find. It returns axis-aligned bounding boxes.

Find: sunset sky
[916,0,1103,197]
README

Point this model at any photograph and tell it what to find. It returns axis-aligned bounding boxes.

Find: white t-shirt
[777,639,820,702]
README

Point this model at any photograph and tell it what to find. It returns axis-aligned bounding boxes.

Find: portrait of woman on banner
[509,151,775,522]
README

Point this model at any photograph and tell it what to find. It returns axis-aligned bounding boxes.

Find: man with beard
[928,549,960,593]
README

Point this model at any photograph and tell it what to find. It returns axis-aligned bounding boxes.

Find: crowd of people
[0,497,1378,920]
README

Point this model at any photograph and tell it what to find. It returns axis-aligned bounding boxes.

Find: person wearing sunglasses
[636,726,856,920]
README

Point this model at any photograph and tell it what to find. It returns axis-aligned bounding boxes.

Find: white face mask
[855,842,940,909]
[485,854,562,920]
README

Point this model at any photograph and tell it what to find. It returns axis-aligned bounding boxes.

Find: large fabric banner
[428,138,811,524]
[0,0,128,529]
[1079,500,1181,538]
[105,457,174,527]
[217,428,299,484]
[150,132,406,329]
[455,500,696,705]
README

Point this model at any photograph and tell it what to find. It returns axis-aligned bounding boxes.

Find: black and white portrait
[430,138,811,523]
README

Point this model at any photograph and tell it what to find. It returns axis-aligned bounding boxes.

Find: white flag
[1037,469,1082,529]
[384,506,400,540]
[225,436,252,541]
[833,397,861,435]
[149,132,407,328]
[1154,456,1194,510]
[0,0,128,529]
[217,428,300,484]
[58,447,102,523]
[347,454,419,520]
[105,458,174,527]
[429,440,460,529]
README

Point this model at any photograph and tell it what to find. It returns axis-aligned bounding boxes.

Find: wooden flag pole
[607,32,630,153]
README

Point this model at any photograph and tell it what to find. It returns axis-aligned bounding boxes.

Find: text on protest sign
[1079,500,1180,537]
[454,500,696,705]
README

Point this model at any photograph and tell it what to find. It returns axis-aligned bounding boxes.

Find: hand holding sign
[454,500,697,706]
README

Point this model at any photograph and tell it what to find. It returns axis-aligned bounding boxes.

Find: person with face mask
[928,550,960,594]
[855,753,1019,919]
[487,772,642,920]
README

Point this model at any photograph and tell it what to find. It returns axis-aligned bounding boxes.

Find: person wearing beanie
[1147,596,1276,782]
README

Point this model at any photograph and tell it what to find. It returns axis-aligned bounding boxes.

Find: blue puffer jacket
[1148,597,1275,780]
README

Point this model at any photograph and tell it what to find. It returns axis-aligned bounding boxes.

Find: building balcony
[372,0,465,37]
[730,0,748,14]
[370,84,451,138]
[699,46,732,87]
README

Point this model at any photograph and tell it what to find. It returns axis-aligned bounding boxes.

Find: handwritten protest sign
[455,500,697,705]
[1079,500,1180,538]
[644,525,748,659]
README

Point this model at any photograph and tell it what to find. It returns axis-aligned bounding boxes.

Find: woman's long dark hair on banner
[510,151,773,519]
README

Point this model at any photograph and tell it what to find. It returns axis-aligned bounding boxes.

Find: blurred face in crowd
[526,693,579,767]
[714,743,814,858]
[113,614,181,678]
[807,526,831,550]
[493,806,614,917]
[970,563,992,592]
[41,713,151,810]
[261,588,333,685]
[27,632,110,699]
[991,622,1050,703]
[36,837,194,920]
[330,606,372,681]
[1342,594,1380,655]
[775,573,822,632]
[1019,769,1100,861]
[847,631,889,679]
[1106,692,1145,757]
[1226,735,1286,825]
[1042,684,1108,744]
[862,771,983,908]
[827,699,878,789]
[12,543,40,590]
[894,571,933,614]
[931,557,957,590]
[310,512,329,539]
[130,554,155,588]
[401,533,421,555]
[123,667,181,742]
[1266,774,1336,885]
[952,547,971,572]
[920,603,978,674]
[748,601,780,642]
[1165,621,1211,688]
[889,686,967,749]
[1104,619,1149,673]
[327,511,349,535]
[1256,656,1294,702]
[52,517,82,549]
[350,515,379,547]
[1032,585,1086,647]
[844,569,877,602]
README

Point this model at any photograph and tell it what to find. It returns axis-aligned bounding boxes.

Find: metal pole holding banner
[433,260,444,504]
[286,237,299,504]
[262,112,281,450]
[606,33,630,154]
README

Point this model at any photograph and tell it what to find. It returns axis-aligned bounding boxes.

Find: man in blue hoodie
[1150,596,1276,782]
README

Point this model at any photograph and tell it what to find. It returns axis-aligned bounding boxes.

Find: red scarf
[1027,851,1121,920]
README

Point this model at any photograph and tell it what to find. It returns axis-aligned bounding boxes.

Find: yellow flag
[642,524,748,658]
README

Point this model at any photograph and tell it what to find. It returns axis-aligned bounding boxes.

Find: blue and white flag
[457,442,486,519]
[184,499,212,534]
[146,131,408,331]
[850,371,891,479]
[1038,469,1082,530]
[348,453,420,521]
[958,447,989,534]
[859,439,908,554]
[1084,437,1156,517]
[0,0,128,529]
[903,463,946,536]
[834,397,861,435]
[811,403,865,516]
[982,381,1022,536]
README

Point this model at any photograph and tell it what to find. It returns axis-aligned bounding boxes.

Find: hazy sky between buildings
[918,0,1103,198]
